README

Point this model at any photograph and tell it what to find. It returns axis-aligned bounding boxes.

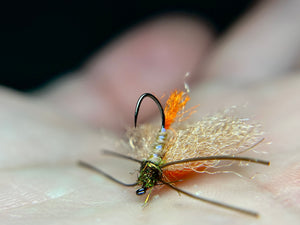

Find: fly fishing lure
[79,90,269,217]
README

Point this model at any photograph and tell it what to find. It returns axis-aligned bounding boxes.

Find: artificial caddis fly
[79,90,269,217]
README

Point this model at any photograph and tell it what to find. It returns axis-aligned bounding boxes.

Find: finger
[40,14,213,131]
[204,0,300,86]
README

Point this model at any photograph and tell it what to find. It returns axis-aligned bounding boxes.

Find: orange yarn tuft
[164,90,190,129]
[163,166,206,181]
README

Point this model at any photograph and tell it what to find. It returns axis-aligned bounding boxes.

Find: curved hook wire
[134,93,165,129]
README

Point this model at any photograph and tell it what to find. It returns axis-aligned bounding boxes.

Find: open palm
[1,1,300,224]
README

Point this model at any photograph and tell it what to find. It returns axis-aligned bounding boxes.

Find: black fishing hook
[134,93,165,129]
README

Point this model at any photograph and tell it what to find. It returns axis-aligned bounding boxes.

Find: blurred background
[0,0,256,92]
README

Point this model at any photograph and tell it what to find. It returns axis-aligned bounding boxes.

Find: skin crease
[0,0,300,224]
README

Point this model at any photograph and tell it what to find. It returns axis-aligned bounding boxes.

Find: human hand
[1,1,299,224]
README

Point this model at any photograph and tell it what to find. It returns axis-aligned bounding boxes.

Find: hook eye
[136,188,147,195]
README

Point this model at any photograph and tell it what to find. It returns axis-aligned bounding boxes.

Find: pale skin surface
[1,0,300,224]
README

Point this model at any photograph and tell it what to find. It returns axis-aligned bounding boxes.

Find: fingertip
[40,14,214,131]
[204,0,300,86]
[83,14,214,130]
